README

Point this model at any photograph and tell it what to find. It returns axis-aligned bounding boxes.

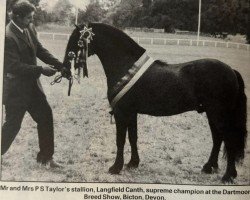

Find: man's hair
[12,0,36,18]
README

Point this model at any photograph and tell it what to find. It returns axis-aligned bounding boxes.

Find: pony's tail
[229,70,247,162]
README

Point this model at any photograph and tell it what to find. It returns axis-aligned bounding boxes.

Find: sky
[40,0,90,10]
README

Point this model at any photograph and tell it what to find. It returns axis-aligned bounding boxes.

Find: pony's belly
[137,103,197,116]
[138,109,195,117]
[134,92,197,116]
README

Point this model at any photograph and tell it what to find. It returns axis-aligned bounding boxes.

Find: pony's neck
[91,24,145,91]
[95,48,144,87]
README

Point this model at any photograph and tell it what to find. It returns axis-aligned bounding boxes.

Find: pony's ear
[74,24,80,30]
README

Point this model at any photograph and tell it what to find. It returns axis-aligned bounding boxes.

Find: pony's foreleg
[126,113,140,169]
[109,113,128,174]
[202,120,222,174]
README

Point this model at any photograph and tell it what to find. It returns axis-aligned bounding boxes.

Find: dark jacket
[3,22,63,106]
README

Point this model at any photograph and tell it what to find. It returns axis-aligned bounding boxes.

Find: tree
[6,0,17,23]
[109,0,142,27]
[29,0,40,6]
[202,0,243,36]
[237,0,249,43]
[246,8,250,44]
[149,0,199,31]
[50,0,74,25]
[142,0,152,8]
[33,6,47,26]
[77,1,107,24]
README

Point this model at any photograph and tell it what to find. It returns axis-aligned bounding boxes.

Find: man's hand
[61,67,72,79]
[41,66,57,77]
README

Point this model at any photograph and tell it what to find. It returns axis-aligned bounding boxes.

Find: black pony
[63,23,247,183]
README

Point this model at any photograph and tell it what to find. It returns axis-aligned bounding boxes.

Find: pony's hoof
[126,160,139,169]
[221,175,234,184]
[109,165,122,174]
[202,163,219,174]
[202,164,213,174]
[221,170,237,184]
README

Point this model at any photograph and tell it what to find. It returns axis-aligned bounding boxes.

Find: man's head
[11,0,36,29]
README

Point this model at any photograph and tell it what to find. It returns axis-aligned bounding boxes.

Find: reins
[50,74,73,96]
[50,74,63,85]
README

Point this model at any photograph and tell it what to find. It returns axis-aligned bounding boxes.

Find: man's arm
[4,36,42,78]
[36,40,64,71]
[29,25,64,71]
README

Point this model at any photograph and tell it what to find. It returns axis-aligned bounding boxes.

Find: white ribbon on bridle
[79,27,95,43]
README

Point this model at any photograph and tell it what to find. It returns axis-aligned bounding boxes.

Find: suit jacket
[3,22,63,106]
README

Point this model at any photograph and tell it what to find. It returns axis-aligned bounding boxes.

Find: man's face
[16,11,34,28]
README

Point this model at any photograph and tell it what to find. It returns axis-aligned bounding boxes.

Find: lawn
[1,37,250,185]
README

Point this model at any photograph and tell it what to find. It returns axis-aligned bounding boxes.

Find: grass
[1,38,250,185]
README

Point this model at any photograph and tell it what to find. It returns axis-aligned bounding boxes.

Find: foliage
[6,0,40,11]
[142,0,152,8]
[106,0,249,40]
[29,0,40,6]
[247,16,250,44]
[77,1,107,25]
[202,0,239,36]
[108,0,142,28]
[6,0,249,42]
[149,0,198,31]
[48,0,74,25]
[6,0,18,11]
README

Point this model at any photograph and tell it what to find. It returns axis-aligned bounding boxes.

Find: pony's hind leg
[109,112,128,174]
[204,107,239,183]
[126,113,140,169]
[202,120,222,174]
[222,136,237,183]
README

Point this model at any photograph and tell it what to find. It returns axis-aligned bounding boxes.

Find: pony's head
[63,24,95,78]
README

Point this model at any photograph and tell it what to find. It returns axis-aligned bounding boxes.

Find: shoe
[38,159,63,169]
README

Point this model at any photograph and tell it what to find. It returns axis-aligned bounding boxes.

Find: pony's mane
[89,23,145,56]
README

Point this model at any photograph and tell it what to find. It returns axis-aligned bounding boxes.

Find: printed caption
[1,185,250,199]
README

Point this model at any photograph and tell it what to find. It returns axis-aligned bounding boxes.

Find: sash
[111,52,154,109]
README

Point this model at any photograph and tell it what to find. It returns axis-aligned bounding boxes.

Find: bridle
[68,26,95,79]
[66,26,95,95]
[51,26,94,96]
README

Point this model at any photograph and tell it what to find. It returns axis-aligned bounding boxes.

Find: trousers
[1,95,54,163]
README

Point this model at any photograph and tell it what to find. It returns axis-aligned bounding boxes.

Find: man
[2,0,67,168]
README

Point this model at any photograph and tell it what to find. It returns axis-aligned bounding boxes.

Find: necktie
[23,28,28,40]
[23,28,33,48]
